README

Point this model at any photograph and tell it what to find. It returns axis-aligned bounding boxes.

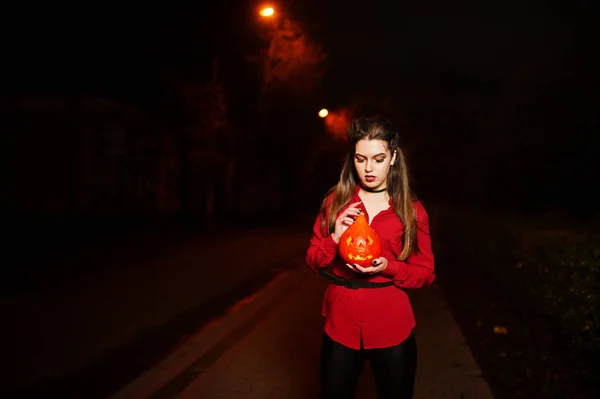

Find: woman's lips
[365,176,376,182]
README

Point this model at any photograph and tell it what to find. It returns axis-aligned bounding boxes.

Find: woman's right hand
[331,201,363,244]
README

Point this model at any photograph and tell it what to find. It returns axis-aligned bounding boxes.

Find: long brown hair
[319,115,419,260]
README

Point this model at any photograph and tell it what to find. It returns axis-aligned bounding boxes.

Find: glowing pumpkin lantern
[338,214,382,267]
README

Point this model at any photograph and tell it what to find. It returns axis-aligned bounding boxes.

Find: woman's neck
[359,184,387,193]
[358,187,391,218]
[359,187,389,202]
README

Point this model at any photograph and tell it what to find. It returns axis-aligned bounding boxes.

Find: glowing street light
[259,7,275,17]
[318,108,329,118]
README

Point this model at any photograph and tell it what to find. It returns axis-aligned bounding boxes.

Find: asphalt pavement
[111,257,495,399]
[2,223,495,398]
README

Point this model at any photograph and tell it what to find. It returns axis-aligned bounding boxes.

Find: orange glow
[324,108,354,140]
[259,7,275,17]
[318,108,329,118]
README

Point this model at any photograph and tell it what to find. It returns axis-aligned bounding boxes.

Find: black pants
[320,332,417,399]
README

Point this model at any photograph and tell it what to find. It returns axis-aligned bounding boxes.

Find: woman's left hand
[347,257,387,274]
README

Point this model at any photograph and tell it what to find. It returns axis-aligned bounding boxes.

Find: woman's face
[353,139,396,191]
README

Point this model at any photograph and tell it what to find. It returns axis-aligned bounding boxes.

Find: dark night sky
[3,0,597,108]
[1,0,598,214]
[298,0,596,106]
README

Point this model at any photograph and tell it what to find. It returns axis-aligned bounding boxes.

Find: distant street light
[259,7,275,17]
[318,109,329,118]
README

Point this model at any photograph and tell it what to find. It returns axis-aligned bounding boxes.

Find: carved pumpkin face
[338,214,382,267]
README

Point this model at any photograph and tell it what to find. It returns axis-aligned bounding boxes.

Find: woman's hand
[346,257,388,274]
[331,201,362,244]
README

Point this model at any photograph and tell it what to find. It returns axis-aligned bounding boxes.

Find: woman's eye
[355,158,385,163]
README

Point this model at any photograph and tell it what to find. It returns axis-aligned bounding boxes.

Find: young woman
[306,115,435,398]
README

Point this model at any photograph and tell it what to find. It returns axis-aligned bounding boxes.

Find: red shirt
[306,186,435,350]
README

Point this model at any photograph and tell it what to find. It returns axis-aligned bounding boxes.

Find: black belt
[318,269,394,289]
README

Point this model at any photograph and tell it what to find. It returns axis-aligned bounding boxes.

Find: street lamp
[259,7,275,17]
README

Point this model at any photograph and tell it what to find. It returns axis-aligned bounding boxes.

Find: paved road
[111,258,494,399]
[2,224,495,398]
[1,227,311,398]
